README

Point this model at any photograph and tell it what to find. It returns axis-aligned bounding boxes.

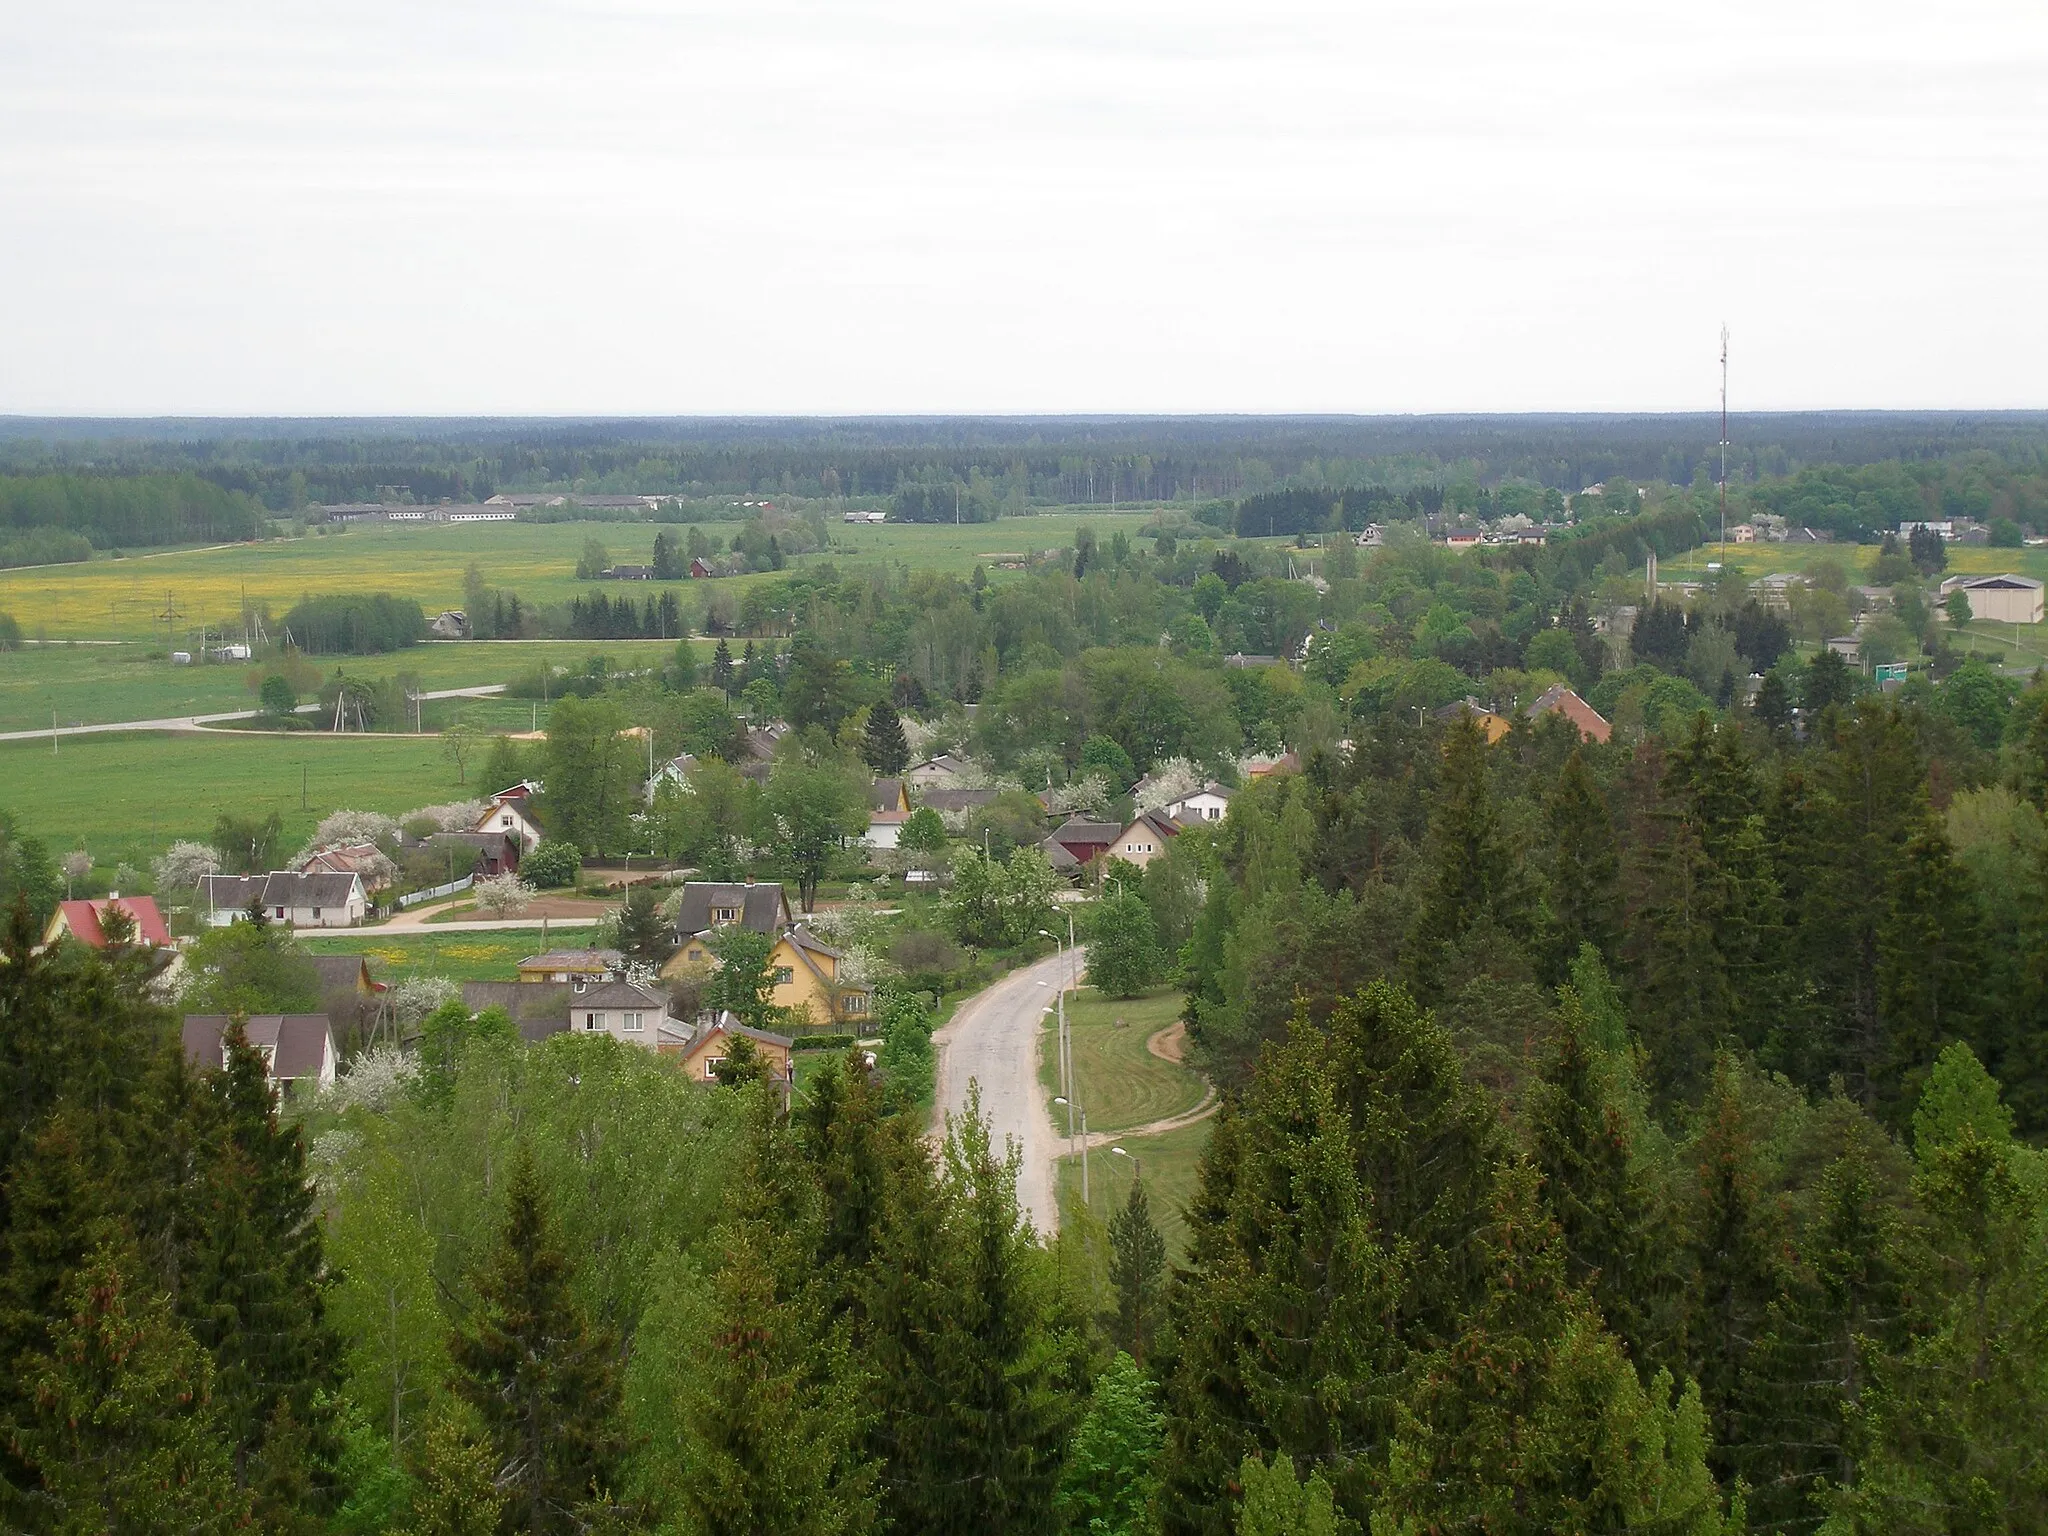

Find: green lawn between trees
[1037,986,1207,1135]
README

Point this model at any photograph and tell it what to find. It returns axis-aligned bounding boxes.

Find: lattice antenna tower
[1718,324,1730,548]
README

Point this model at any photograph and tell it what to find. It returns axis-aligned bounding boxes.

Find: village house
[473,793,547,853]
[515,948,625,992]
[918,786,1000,820]
[905,753,972,788]
[863,778,912,848]
[310,953,385,1042]
[182,1014,338,1094]
[767,926,872,1026]
[1435,697,1513,744]
[1110,810,1183,869]
[199,871,367,928]
[663,882,795,974]
[294,841,396,891]
[1041,818,1121,870]
[429,610,470,638]
[1159,781,1235,822]
[1524,683,1613,744]
[565,980,671,1049]
[423,830,522,877]
[42,895,173,951]
[666,1013,796,1096]
[689,557,714,578]
[460,981,574,1043]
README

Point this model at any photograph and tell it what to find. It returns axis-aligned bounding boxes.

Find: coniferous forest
[5,679,2048,1532]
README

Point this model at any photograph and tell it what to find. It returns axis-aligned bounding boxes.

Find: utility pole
[1718,323,1730,551]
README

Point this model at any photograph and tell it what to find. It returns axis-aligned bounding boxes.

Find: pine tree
[614,884,672,968]
[449,1147,623,1534]
[711,639,736,695]
[9,1248,249,1532]
[1539,747,1620,982]
[859,700,909,777]
[181,1020,342,1522]
[1107,1178,1166,1366]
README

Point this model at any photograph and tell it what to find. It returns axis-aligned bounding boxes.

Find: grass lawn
[0,637,699,734]
[0,512,1158,642]
[1038,986,1205,1135]
[0,729,476,868]
[298,928,598,984]
[1055,1114,1214,1262]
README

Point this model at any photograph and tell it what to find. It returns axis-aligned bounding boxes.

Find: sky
[2,0,2045,416]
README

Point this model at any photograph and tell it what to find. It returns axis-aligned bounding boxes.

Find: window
[715,907,739,923]
[842,994,869,1016]
[573,977,587,993]
[623,1011,644,1033]
[275,907,287,918]
[702,1056,724,1078]
[312,907,322,919]
[774,967,793,986]
[584,1013,600,1031]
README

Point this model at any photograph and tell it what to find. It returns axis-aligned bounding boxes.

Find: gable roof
[1117,810,1184,845]
[568,980,669,1012]
[1955,573,2044,591]
[677,1013,795,1057]
[258,870,363,909]
[869,778,907,811]
[309,953,378,994]
[673,882,791,937]
[518,948,623,972]
[460,981,573,1042]
[919,787,1001,813]
[1525,683,1613,744]
[1047,818,1121,854]
[50,896,171,949]
[182,1014,334,1083]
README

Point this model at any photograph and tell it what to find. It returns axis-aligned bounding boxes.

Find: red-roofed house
[1525,684,1613,744]
[43,896,173,951]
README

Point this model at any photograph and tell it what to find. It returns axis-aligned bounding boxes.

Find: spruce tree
[1372,1162,1737,1536]
[710,638,735,696]
[449,1147,623,1534]
[181,1020,342,1522]
[1874,821,1984,1122]
[1056,1354,1163,1536]
[1409,715,1526,998]
[1156,983,1503,1534]
[1539,747,1620,982]
[1106,1178,1166,1366]
[859,699,909,777]
[395,1402,505,1536]
[8,1248,249,1533]
[1524,971,1681,1376]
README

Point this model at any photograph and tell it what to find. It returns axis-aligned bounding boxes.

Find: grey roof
[182,1014,333,1082]
[200,874,266,911]
[787,925,843,961]
[673,882,790,938]
[1041,839,1081,870]
[1049,818,1120,845]
[427,830,516,850]
[919,787,1000,813]
[309,954,375,993]
[207,870,362,911]
[568,980,669,1011]
[869,778,905,811]
[518,948,623,971]
[461,982,573,1042]
[679,1013,794,1053]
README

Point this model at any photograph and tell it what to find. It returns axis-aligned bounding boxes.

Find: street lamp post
[1111,1144,1141,1187]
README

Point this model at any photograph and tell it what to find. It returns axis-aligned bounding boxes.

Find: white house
[474,796,547,852]
[200,871,367,928]
[182,1014,339,1093]
[566,980,672,1051]
[1161,782,1234,823]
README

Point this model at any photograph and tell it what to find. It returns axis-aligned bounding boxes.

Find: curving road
[932,948,1082,1236]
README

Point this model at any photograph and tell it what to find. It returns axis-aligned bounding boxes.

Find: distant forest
[2,413,2045,514]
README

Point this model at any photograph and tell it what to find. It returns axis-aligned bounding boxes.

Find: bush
[521,839,582,889]
[472,872,537,916]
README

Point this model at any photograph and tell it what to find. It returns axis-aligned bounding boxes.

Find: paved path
[933,950,1078,1236]
[0,685,506,743]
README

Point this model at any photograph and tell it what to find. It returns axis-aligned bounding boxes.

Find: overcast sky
[3,0,2044,416]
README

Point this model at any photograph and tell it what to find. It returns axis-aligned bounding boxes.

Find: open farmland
[0,637,701,733]
[0,510,1159,641]
[0,729,474,868]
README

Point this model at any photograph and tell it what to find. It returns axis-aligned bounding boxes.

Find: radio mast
[1718,324,1730,549]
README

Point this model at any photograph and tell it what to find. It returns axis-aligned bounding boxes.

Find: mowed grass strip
[1038,986,1205,1135]
[0,512,1161,640]
[1055,1114,1214,1262]
[299,929,598,984]
[0,730,473,868]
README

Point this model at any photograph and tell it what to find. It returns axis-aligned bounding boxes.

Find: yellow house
[666,1014,796,1096]
[769,927,872,1028]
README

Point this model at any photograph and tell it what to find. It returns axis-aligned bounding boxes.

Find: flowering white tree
[390,977,461,1033]
[472,872,536,917]
[1045,773,1114,819]
[404,800,487,833]
[61,850,92,897]
[307,809,399,850]
[1135,757,1203,814]
[322,1046,418,1113]
[152,841,221,892]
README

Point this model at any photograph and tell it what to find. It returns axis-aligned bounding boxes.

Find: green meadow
[299,929,599,983]
[0,730,474,868]
[0,510,1158,642]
